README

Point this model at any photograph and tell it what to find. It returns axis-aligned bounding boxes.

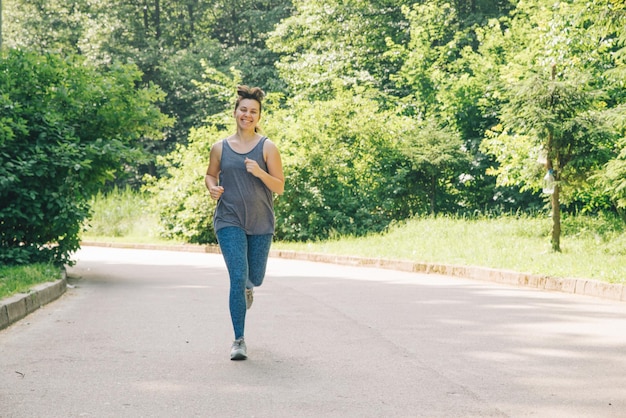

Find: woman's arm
[205,141,224,200]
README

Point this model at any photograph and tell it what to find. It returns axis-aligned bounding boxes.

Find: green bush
[148,87,428,243]
[266,90,423,241]
[0,49,171,266]
[145,126,220,244]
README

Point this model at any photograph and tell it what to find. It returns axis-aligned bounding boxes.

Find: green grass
[82,187,181,244]
[273,213,626,284]
[7,188,622,302]
[83,188,625,284]
[83,190,626,284]
[0,264,63,300]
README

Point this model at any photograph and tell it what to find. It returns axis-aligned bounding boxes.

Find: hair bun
[237,85,265,102]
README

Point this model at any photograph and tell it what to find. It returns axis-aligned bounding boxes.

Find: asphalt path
[1,246,626,417]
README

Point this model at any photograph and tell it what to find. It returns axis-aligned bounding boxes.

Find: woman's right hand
[210,185,224,200]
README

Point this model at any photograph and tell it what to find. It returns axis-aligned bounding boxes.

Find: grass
[83,187,172,243]
[4,189,624,302]
[273,213,626,284]
[84,188,625,285]
[0,263,63,300]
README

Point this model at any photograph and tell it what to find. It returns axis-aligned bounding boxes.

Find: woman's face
[235,98,261,131]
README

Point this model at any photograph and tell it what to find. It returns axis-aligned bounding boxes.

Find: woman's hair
[235,85,265,114]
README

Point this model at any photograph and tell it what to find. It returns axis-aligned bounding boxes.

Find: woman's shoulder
[211,138,228,151]
[261,136,278,149]
[261,136,281,160]
[209,139,226,160]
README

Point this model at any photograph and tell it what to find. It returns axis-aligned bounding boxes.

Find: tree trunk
[429,176,436,215]
[143,0,150,33]
[546,138,561,252]
[546,63,561,252]
[551,177,561,252]
[154,0,161,39]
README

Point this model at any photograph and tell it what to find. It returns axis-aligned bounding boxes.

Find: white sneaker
[245,288,254,310]
[230,338,247,360]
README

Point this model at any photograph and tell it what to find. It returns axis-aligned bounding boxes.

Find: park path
[1,246,626,417]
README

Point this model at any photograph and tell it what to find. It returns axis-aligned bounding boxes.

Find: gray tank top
[213,136,275,235]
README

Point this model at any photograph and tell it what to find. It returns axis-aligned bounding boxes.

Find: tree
[3,0,291,182]
[502,65,613,250]
[400,118,471,215]
[267,0,410,100]
[480,0,619,251]
[0,50,171,265]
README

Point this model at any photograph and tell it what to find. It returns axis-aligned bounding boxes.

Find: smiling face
[234,98,261,132]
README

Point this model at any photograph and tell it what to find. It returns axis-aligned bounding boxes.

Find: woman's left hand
[244,157,263,178]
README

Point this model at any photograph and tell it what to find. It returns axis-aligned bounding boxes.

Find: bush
[267,90,422,241]
[148,87,426,243]
[0,49,171,266]
[145,126,220,244]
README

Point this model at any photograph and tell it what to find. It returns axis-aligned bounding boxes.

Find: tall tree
[3,0,291,157]
[481,0,619,251]
[268,0,411,100]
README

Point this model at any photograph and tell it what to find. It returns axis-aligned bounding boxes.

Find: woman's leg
[216,227,248,340]
[247,234,273,287]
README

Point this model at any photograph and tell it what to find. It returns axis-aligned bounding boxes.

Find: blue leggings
[216,227,273,340]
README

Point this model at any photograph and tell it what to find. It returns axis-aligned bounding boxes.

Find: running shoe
[245,287,254,310]
[230,338,247,360]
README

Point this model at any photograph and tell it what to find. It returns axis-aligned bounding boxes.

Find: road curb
[82,241,625,303]
[0,269,68,331]
[270,250,625,302]
[2,243,621,331]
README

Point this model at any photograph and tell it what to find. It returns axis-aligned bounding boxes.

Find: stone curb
[0,269,68,331]
[83,241,625,303]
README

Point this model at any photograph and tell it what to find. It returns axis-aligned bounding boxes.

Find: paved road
[1,246,626,417]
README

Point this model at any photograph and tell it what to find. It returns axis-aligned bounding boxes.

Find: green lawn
[85,211,625,285]
[273,214,626,284]
[0,264,63,300]
[4,207,624,302]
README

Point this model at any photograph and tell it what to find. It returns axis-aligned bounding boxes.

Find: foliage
[3,0,626,254]
[483,68,615,196]
[596,136,626,214]
[0,50,171,266]
[268,87,421,241]
[145,125,220,244]
[3,0,292,181]
[399,117,471,214]
[267,0,411,99]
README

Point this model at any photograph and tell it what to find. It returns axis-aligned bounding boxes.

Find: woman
[205,85,284,360]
